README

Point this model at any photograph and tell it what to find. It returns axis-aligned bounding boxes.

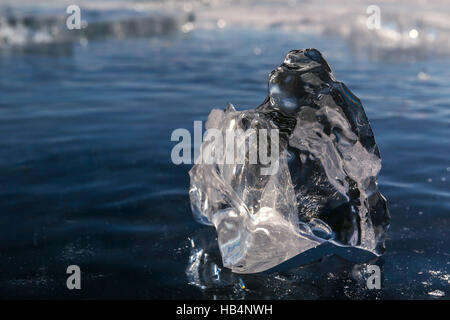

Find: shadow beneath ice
[265,241,378,274]
[186,228,385,299]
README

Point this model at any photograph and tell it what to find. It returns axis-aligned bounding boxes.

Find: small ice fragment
[428,290,445,297]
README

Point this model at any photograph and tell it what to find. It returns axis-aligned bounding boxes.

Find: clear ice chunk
[189,49,390,274]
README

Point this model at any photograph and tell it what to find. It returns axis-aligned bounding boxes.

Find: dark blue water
[0,28,449,299]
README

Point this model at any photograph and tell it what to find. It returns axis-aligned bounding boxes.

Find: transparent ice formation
[189,49,390,274]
